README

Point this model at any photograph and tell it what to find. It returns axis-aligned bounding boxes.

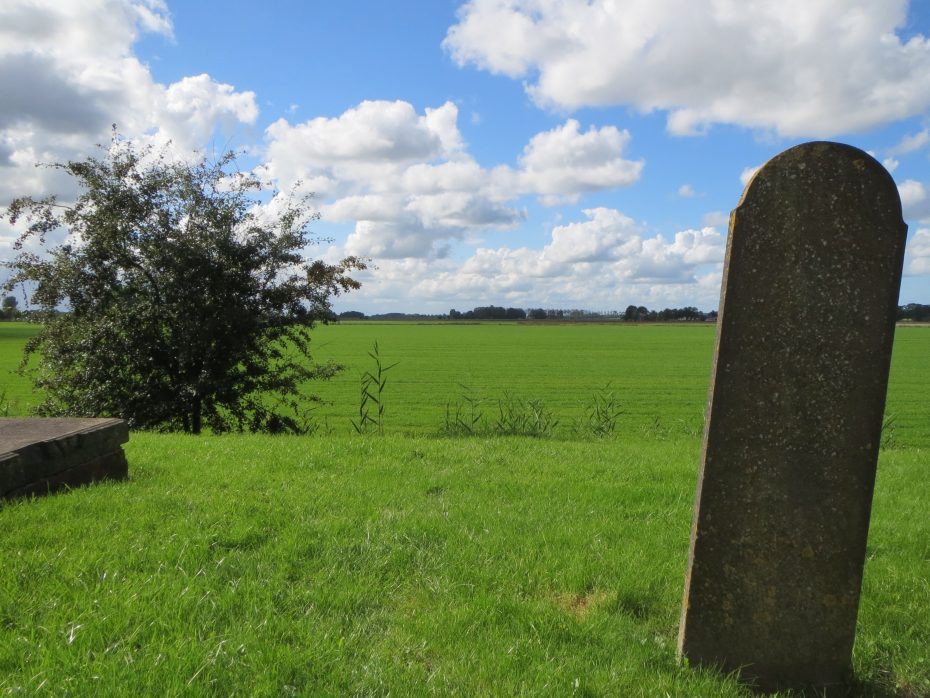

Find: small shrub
[290,399,329,436]
[642,415,669,438]
[439,387,557,438]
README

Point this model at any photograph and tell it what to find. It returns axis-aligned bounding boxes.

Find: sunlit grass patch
[1,434,927,695]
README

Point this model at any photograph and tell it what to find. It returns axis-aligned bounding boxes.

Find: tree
[898,303,930,322]
[1,296,17,320]
[2,133,366,434]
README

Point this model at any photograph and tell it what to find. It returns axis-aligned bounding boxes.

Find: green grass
[0,321,41,415]
[1,434,927,696]
[883,325,930,449]
[309,321,718,438]
[1,321,929,695]
[5,321,929,447]
[307,321,930,447]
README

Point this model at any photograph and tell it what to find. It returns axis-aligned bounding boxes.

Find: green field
[307,321,930,446]
[1,321,929,695]
[0,322,41,416]
[307,322,715,439]
[2,435,929,696]
[4,320,929,447]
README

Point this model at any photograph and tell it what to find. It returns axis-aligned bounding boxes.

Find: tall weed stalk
[351,342,397,435]
[0,388,14,417]
[881,413,897,450]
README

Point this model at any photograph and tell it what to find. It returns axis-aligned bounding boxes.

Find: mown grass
[1,434,927,696]
[1,322,929,695]
[882,325,930,449]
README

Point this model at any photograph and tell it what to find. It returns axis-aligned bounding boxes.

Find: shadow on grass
[723,673,927,698]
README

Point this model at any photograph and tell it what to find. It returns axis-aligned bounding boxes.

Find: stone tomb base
[1,418,129,500]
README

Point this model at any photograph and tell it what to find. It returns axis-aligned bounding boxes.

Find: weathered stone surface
[678,142,907,692]
[1,418,129,500]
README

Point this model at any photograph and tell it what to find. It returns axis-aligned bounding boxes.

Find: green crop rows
[4,320,930,447]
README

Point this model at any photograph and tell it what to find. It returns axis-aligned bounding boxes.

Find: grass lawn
[1,322,929,695]
[1,434,928,696]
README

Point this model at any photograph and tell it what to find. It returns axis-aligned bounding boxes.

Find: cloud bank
[261,104,644,259]
[4,0,930,313]
[444,0,930,137]
[0,0,258,202]
[341,209,727,312]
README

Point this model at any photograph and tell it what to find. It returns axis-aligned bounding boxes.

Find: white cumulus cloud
[393,208,725,304]
[444,0,930,137]
[890,128,930,155]
[0,0,258,204]
[261,101,467,200]
[907,228,930,274]
[262,103,643,258]
[514,120,644,203]
[740,165,761,187]
[543,208,642,264]
[899,179,930,222]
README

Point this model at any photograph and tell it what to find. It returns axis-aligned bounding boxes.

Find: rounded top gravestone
[678,142,907,693]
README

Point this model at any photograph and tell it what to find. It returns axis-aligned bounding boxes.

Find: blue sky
[3,1,930,314]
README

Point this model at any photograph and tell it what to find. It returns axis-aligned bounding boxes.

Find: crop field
[306,321,715,439]
[1,321,929,695]
[4,320,930,446]
[307,321,930,446]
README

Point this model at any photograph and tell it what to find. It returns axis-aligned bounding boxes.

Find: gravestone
[678,142,907,692]
[1,418,129,500]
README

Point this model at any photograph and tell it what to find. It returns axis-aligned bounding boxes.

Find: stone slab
[1,418,129,500]
[677,142,907,692]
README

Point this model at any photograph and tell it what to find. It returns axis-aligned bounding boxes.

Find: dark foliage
[448,305,526,320]
[0,295,19,320]
[2,133,366,434]
[898,303,930,322]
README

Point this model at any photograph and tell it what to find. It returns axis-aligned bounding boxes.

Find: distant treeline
[5,302,929,324]
[898,303,930,322]
[519,306,719,322]
[337,304,930,323]
[338,305,719,322]
[450,306,527,320]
